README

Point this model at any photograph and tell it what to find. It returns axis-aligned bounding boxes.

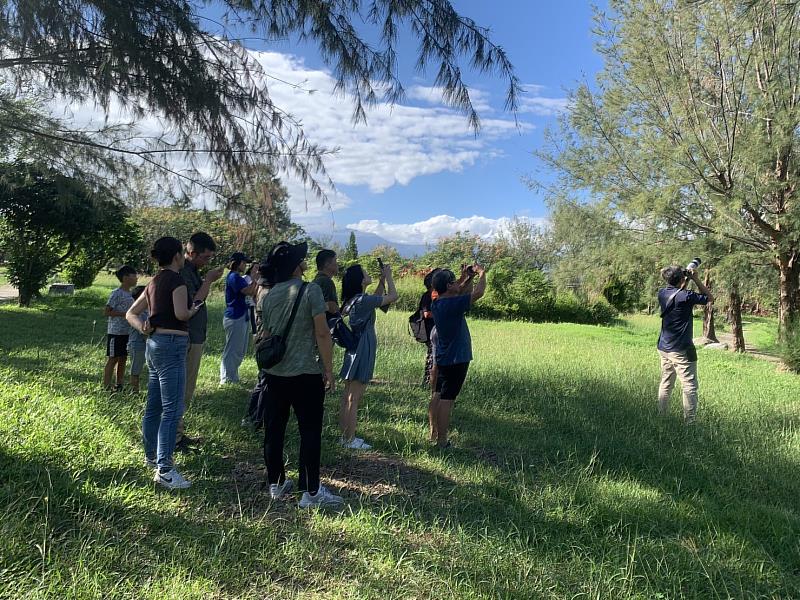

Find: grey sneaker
[299,484,344,509]
[154,468,191,490]
[269,479,294,499]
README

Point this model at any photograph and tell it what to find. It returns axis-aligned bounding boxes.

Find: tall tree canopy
[540,0,800,336]
[0,0,519,199]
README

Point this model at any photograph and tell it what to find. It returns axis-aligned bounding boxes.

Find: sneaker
[339,437,372,450]
[174,437,200,454]
[154,468,191,490]
[299,484,344,509]
[240,416,253,428]
[269,479,294,499]
[144,457,157,469]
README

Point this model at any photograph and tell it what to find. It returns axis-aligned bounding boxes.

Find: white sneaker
[154,468,191,490]
[299,484,344,509]
[269,479,294,499]
[340,437,372,450]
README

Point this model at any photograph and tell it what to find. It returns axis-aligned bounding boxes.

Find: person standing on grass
[429,264,487,449]
[127,285,148,393]
[127,237,203,490]
[179,232,224,451]
[418,268,441,387]
[103,265,138,392]
[242,262,274,430]
[657,264,714,424]
[338,262,399,450]
[260,241,343,508]
[313,249,340,316]
[220,252,259,385]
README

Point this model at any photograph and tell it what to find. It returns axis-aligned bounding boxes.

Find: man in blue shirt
[657,264,714,423]
[430,264,487,448]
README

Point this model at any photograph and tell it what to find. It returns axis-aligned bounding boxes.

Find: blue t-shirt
[224,271,249,319]
[431,294,473,366]
[657,287,709,352]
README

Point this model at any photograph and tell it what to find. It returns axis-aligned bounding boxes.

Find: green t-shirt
[260,278,326,377]
[313,272,338,307]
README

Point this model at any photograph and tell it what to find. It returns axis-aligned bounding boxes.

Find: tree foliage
[539,0,800,336]
[0,162,127,305]
[1,0,520,199]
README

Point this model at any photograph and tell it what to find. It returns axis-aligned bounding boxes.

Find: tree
[495,216,554,271]
[2,1,520,199]
[221,164,305,259]
[344,231,359,261]
[0,162,126,305]
[540,0,800,337]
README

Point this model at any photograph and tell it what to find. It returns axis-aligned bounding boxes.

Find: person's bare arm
[193,266,224,302]
[325,300,339,314]
[126,293,152,335]
[470,266,487,305]
[374,274,386,296]
[380,266,399,306]
[173,286,200,321]
[313,313,335,392]
[690,271,714,303]
[103,306,126,318]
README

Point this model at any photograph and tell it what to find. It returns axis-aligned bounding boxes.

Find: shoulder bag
[255,283,307,370]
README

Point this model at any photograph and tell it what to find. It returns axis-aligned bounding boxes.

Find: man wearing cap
[220,252,259,385]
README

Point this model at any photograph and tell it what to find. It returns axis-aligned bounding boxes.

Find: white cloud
[347,214,549,245]
[518,84,570,116]
[45,49,533,221]
[406,85,493,112]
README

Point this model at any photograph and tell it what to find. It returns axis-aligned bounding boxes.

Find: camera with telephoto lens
[683,257,702,276]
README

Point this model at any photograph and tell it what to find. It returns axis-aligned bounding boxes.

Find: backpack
[327,294,361,352]
[408,310,429,343]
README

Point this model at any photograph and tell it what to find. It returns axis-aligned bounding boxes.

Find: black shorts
[106,334,129,358]
[435,362,470,401]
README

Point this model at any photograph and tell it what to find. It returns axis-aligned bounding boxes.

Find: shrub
[588,295,619,325]
[552,292,593,324]
[62,249,100,289]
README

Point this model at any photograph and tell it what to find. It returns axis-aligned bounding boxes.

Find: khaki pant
[178,342,204,441]
[658,350,698,423]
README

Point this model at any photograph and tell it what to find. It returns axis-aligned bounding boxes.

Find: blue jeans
[143,334,188,472]
[220,315,250,384]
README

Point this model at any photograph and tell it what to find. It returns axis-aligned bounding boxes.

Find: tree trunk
[777,252,799,339]
[728,283,745,352]
[18,286,33,307]
[702,272,718,342]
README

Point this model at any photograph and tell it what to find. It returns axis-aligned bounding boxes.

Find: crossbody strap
[281,282,308,339]
[660,288,683,319]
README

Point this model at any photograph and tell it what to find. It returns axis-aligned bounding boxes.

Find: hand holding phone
[193,299,205,309]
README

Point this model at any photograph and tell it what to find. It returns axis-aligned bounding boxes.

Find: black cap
[229,252,252,264]
[266,241,308,280]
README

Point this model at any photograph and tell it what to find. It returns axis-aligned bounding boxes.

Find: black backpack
[408,310,429,343]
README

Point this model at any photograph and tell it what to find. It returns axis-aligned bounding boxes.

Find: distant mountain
[308,229,429,258]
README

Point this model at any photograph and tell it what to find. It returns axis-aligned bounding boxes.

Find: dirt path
[0,284,18,302]
[715,331,783,364]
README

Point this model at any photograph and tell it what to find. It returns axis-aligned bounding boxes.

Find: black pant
[263,373,325,494]
[247,370,268,427]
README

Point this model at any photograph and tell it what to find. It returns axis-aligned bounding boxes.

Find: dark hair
[341,264,365,306]
[661,266,685,287]
[130,285,146,300]
[188,231,216,254]
[423,268,442,291]
[228,259,245,272]
[258,262,275,288]
[114,265,136,282]
[432,269,455,295]
[151,236,183,267]
[316,249,336,271]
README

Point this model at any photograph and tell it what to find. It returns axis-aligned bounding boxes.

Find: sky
[58,1,607,245]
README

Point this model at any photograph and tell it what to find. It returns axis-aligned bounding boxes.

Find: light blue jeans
[143,334,188,472]
[220,314,250,384]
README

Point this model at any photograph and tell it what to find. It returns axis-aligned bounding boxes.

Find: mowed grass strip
[0,276,798,599]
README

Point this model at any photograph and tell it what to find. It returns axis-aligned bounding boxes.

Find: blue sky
[63,2,605,245]
[195,1,607,243]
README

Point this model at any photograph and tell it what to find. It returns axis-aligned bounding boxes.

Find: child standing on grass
[103,265,138,392]
[127,285,148,393]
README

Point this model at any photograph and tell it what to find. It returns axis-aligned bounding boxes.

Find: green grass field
[1,275,798,599]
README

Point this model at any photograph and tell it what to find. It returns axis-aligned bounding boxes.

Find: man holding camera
[657,261,714,424]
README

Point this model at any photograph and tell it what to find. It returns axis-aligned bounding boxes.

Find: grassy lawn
[1,277,798,599]
[0,266,8,287]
